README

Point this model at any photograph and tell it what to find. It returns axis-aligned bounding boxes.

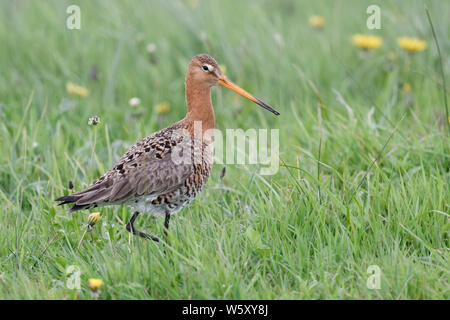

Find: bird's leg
[126,212,159,242]
[164,211,171,237]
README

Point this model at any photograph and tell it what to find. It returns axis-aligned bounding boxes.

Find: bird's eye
[202,65,209,72]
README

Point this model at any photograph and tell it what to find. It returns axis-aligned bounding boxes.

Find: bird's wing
[62,123,197,207]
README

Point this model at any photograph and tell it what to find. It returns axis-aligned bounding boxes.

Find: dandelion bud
[87,212,101,227]
[66,82,90,97]
[155,102,170,115]
[309,15,325,29]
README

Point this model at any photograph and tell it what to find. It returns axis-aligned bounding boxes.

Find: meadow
[0,0,448,299]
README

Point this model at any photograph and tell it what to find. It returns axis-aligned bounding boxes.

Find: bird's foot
[126,212,159,242]
[139,231,160,242]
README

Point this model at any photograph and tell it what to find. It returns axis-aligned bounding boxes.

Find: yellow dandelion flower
[387,52,397,62]
[401,82,412,94]
[352,34,383,50]
[397,37,427,53]
[155,102,170,115]
[309,15,325,28]
[88,278,103,291]
[219,64,227,75]
[66,82,90,97]
[87,212,101,227]
[77,211,102,249]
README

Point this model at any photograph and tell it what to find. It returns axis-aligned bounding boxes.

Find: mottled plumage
[57,120,212,215]
[56,54,278,241]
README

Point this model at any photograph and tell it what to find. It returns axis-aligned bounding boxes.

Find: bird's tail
[54,194,94,213]
[55,180,113,212]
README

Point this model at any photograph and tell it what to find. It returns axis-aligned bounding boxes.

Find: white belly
[125,194,194,217]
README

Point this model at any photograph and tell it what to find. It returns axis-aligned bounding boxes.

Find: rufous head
[187,54,280,115]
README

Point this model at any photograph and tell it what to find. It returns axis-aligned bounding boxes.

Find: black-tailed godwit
[56,54,279,241]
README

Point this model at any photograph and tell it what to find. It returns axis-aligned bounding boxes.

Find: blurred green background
[0,0,448,299]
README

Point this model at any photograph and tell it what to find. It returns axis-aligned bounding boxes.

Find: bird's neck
[185,81,215,133]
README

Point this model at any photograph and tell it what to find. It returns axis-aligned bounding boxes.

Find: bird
[55,54,279,242]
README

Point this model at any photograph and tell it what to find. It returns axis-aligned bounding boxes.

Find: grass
[0,0,449,299]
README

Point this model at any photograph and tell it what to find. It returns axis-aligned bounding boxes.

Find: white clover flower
[146,43,156,53]
[88,116,100,126]
[128,97,141,107]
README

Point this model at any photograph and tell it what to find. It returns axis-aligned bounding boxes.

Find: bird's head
[187,54,279,115]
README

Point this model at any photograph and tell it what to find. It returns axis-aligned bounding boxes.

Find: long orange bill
[217,75,280,116]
